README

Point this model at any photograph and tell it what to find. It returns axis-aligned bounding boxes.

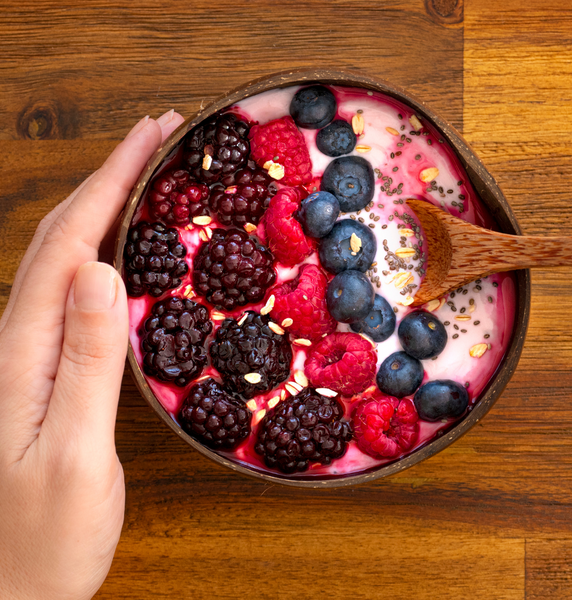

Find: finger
[0,110,183,332]
[0,174,95,332]
[1,116,161,370]
[41,262,128,451]
[156,109,185,141]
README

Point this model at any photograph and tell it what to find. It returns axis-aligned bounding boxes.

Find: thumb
[44,262,129,448]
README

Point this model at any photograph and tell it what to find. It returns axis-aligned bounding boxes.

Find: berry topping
[289,85,337,130]
[295,191,340,238]
[352,393,419,459]
[321,156,375,212]
[255,387,352,474]
[141,296,212,387]
[305,332,377,396]
[183,112,250,184]
[148,168,210,226]
[192,228,276,311]
[414,380,469,422]
[376,351,424,399]
[398,310,448,360]
[249,116,313,186]
[326,270,375,324]
[179,378,252,449]
[316,120,357,157]
[124,222,189,298]
[209,164,277,227]
[263,187,316,266]
[210,311,292,399]
[350,294,396,342]
[318,219,377,274]
[271,264,337,342]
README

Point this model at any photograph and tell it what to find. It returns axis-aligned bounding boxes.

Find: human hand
[0,110,184,600]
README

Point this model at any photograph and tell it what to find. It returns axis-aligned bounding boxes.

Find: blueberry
[321,156,375,212]
[414,380,469,421]
[376,351,424,398]
[398,310,447,360]
[326,270,375,323]
[350,294,396,342]
[319,219,377,274]
[295,191,340,238]
[316,120,357,157]
[290,85,337,130]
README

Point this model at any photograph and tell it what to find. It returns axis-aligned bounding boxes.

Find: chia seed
[453,333,459,339]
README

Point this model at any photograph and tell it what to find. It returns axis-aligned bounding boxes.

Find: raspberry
[352,393,419,459]
[209,311,292,399]
[305,332,377,396]
[255,388,353,474]
[148,168,210,226]
[179,378,252,450]
[271,264,336,342]
[263,187,315,266]
[209,164,277,227]
[192,228,276,311]
[183,112,250,184]
[124,222,189,297]
[141,296,212,387]
[249,116,313,186]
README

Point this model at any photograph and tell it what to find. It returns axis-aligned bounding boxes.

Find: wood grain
[1,0,572,597]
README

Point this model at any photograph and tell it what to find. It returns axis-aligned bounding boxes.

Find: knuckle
[42,212,73,248]
[62,326,116,372]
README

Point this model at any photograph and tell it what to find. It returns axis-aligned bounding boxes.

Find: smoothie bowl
[115,70,530,488]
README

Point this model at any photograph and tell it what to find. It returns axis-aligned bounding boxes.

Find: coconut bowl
[115,69,530,488]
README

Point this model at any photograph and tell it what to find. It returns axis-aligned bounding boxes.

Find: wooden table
[1,1,572,597]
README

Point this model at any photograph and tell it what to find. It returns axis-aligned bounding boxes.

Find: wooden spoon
[406,198,570,307]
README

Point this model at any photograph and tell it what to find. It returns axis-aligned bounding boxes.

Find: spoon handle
[454,229,572,270]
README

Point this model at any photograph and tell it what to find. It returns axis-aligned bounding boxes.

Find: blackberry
[124,222,189,297]
[179,378,251,449]
[148,168,210,226]
[183,112,250,184]
[141,296,213,387]
[193,228,276,311]
[209,163,277,227]
[210,311,292,399]
[255,388,353,474]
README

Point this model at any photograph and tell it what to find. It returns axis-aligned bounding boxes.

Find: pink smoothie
[126,85,517,479]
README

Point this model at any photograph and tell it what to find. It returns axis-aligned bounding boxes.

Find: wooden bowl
[115,69,530,488]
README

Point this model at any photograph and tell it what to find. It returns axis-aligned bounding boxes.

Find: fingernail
[73,262,118,310]
[125,115,150,139]
[156,109,175,126]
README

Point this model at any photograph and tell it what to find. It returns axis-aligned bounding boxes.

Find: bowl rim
[115,68,531,489]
